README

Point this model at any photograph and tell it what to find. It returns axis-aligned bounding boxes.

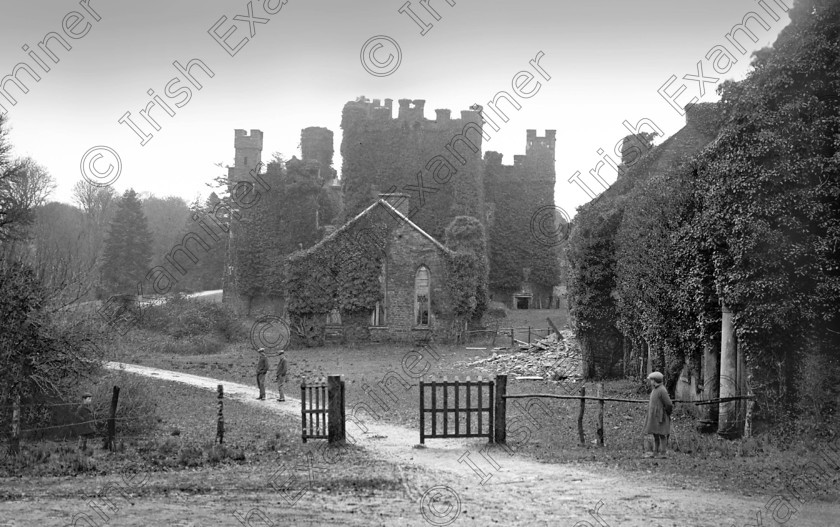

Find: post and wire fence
[496,374,757,446]
[465,326,557,347]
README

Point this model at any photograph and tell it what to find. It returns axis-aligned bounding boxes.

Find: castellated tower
[230,129,264,183]
[340,97,485,241]
[484,130,560,309]
[525,129,557,182]
[223,129,264,313]
[301,127,335,178]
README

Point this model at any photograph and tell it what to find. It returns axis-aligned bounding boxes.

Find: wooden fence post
[301,379,307,444]
[494,375,507,444]
[105,386,120,452]
[577,386,586,446]
[527,326,531,344]
[328,375,344,443]
[597,383,605,447]
[10,392,20,457]
[510,328,515,348]
[419,380,425,445]
[216,385,224,445]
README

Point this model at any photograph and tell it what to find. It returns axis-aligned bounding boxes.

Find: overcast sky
[0,0,790,218]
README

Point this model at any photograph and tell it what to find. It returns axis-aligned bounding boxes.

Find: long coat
[275,356,288,380]
[644,384,673,435]
[256,355,268,375]
[75,404,96,436]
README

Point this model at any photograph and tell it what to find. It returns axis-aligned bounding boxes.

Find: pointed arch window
[415,266,430,326]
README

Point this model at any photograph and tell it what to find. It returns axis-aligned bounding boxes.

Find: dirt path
[2,362,837,526]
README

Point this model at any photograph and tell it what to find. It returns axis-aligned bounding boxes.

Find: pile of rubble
[463,330,583,381]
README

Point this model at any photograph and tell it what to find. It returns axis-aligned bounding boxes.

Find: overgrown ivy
[285,210,388,318]
[228,157,338,302]
[444,216,488,323]
[567,0,840,417]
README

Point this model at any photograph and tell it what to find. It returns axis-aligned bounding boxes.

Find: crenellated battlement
[234,129,264,150]
[525,129,556,154]
[342,97,483,131]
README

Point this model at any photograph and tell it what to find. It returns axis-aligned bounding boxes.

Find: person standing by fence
[643,371,673,458]
[75,392,96,451]
[256,348,268,400]
[275,349,288,402]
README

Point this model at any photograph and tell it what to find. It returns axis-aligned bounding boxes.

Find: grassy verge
[0,374,390,489]
[115,334,840,503]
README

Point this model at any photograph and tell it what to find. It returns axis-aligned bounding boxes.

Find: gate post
[328,375,345,443]
[494,375,507,444]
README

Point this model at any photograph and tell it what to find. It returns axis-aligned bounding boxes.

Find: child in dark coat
[275,349,288,402]
[643,371,673,458]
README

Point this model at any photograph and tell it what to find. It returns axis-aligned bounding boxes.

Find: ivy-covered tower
[485,130,560,309]
[340,97,486,241]
[223,127,344,316]
[223,129,264,313]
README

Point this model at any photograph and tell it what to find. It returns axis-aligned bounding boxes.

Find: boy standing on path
[275,349,288,402]
[643,371,673,458]
[256,348,268,400]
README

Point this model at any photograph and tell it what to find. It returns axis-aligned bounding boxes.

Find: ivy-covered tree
[101,189,153,295]
[690,0,840,414]
[0,257,104,455]
[444,216,489,323]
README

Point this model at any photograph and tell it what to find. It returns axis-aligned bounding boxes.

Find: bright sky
[0,0,790,218]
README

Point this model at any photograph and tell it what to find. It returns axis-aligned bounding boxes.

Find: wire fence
[465,326,557,346]
[1,383,236,458]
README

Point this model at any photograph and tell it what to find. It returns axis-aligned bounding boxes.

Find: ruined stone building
[223,97,561,341]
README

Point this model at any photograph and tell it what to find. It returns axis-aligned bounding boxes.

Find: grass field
[110,316,840,505]
[6,301,838,507]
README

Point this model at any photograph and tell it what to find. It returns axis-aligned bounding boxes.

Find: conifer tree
[101,189,152,295]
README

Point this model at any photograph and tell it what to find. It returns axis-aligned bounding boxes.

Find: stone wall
[382,221,452,342]
[340,98,485,242]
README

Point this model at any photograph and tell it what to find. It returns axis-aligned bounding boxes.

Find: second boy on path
[275,349,288,402]
[256,348,268,400]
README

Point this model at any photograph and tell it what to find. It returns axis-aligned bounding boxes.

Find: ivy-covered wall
[225,129,340,316]
[568,104,720,379]
[284,199,484,345]
[340,98,485,242]
[484,131,561,306]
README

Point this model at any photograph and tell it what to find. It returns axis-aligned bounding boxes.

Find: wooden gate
[420,377,495,444]
[301,375,345,443]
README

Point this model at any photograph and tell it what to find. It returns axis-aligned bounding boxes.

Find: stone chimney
[379,193,410,217]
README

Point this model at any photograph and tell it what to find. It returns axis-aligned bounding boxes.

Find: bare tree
[72,178,117,224]
[0,156,55,242]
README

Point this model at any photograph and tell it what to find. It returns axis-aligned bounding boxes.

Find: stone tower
[525,129,557,181]
[230,129,264,183]
[223,129,264,313]
[301,126,335,183]
[340,97,485,241]
[484,130,560,309]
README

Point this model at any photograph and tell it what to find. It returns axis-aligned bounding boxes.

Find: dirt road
[1,362,836,526]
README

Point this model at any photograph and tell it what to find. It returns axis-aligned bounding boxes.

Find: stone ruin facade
[223,97,563,342]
